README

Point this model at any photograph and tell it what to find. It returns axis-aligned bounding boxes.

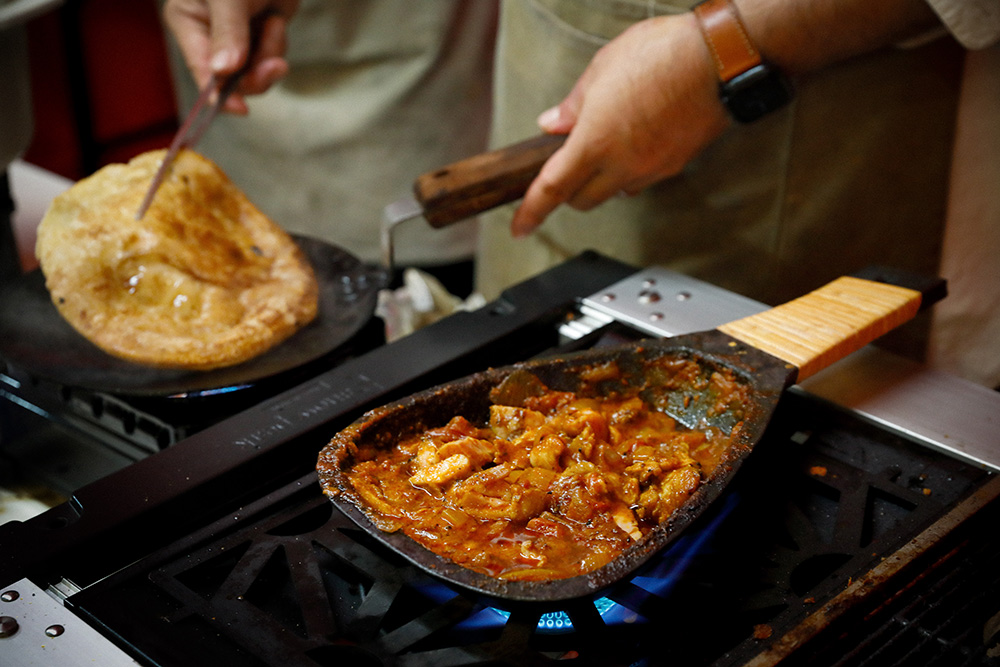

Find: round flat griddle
[0,236,386,397]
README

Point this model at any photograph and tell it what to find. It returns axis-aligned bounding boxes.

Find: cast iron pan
[0,134,564,397]
[318,271,943,604]
[0,236,386,396]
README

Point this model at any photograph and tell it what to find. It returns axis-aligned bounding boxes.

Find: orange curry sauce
[340,376,736,581]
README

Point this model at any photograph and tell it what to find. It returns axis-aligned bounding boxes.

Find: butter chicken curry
[321,356,746,582]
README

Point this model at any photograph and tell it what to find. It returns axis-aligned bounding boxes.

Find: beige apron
[168,0,498,266]
[476,0,964,318]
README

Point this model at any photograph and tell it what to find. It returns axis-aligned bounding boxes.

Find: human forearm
[737,0,943,75]
[511,0,949,236]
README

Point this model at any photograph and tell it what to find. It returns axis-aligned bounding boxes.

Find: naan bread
[35,149,319,371]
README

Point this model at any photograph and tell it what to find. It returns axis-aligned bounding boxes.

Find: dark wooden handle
[413,133,566,228]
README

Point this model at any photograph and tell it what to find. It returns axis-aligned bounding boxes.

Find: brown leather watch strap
[694,0,762,82]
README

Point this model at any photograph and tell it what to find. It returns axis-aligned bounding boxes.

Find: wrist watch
[693,0,793,123]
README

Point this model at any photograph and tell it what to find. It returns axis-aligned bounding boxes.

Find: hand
[510,13,731,237]
[163,0,300,114]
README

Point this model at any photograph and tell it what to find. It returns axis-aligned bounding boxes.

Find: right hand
[163,0,300,114]
[509,13,730,237]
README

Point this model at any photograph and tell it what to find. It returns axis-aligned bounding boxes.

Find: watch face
[721,64,793,123]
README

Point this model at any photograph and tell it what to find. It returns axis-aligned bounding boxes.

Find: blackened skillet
[0,236,385,396]
[318,272,943,604]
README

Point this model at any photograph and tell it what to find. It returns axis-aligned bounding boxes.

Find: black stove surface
[1,253,997,666]
[67,390,989,667]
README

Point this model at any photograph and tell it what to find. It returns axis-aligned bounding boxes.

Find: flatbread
[35,149,319,371]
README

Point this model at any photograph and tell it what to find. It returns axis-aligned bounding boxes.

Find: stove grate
[778,493,1000,667]
[67,391,991,667]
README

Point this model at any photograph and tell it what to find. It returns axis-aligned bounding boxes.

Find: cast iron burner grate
[69,390,990,667]
[780,489,1000,667]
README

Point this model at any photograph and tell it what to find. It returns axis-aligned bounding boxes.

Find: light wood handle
[717,276,922,382]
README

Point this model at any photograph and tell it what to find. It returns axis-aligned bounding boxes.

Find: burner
[426,497,734,636]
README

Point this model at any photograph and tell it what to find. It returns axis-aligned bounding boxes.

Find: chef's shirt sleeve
[925,0,1000,49]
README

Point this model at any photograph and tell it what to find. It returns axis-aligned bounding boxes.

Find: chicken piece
[637,465,702,523]
[529,434,566,470]
[602,472,640,506]
[437,436,497,468]
[509,468,558,522]
[565,424,597,463]
[629,439,696,466]
[656,466,702,518]
[490,405,546,441]
[560,403,609,442]
[413,440,441,471]
[348,465,401,517]
[627,459,668,484]
[549,474,603,524]
[445,464,514,520]
[490,405,547,467]
[409,454,473,488]
[625,441,697,483]
[608,396,647,426]
[424,415,492,441]
[522,389,576,414]
[584,470,611,498]
[525,511,572,539]
[446,464,557,522]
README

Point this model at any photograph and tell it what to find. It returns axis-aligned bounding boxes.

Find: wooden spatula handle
[414,134,566,228]
[717,276,923,382]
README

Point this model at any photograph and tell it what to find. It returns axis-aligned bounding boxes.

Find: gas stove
[1,253,998,666]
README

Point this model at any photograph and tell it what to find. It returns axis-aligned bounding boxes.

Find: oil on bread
[35,149,318,371]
